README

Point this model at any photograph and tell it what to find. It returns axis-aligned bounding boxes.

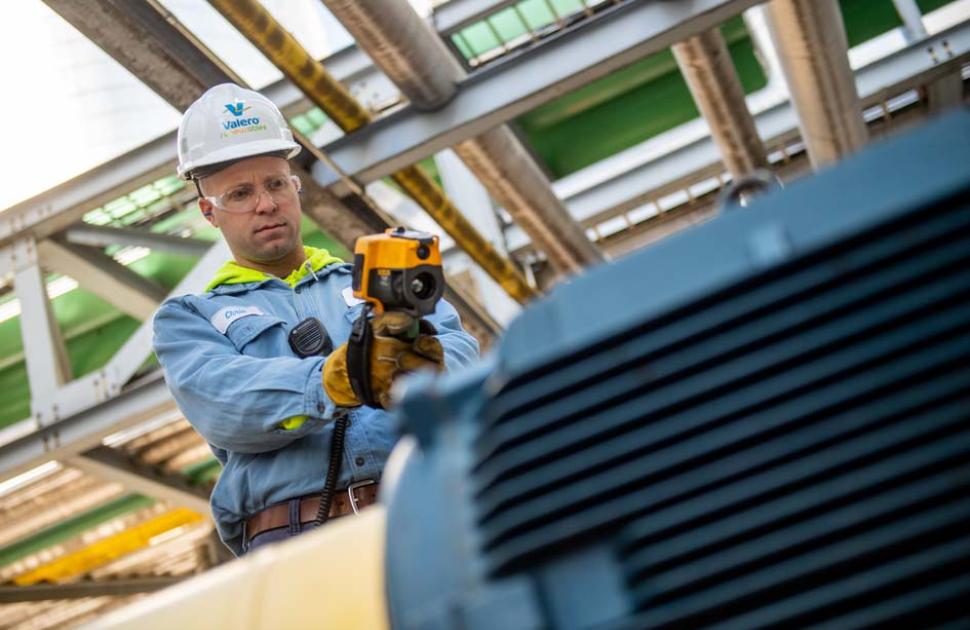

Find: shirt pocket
[343,301,367,325]
[225,314,286,356]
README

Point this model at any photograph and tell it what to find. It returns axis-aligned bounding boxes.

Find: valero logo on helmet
[177,84,301,180]
[221,100,265,138]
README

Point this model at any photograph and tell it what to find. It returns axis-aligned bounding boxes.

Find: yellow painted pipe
[208,0,537,304]
[86,508,389,630]
[14,508,204,585]
[211,2,370,132]
[389,167,538,303]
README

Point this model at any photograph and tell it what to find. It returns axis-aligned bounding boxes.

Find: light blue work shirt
[152,248,479,555]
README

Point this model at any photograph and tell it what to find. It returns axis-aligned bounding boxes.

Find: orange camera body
[352,228,445,317]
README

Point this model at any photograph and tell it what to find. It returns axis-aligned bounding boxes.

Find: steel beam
[0,9,382,247]
[12,238,72,414]
[208,0,536,304]
[29,0,501,336]
[0,0,502,471]
[743,5,787,87]
[0,12,392,247]
[37,239,167,321]
[40,0,235,112]
[322,0,602,275]
[0,134,176,246]
[892,0,929,43]
[599,97,937,258]
[0,68,375,249]
[64,224,211,258]
[2,0,756,250]
[16,241,228,448]
[430,0,521,35]
[290,164,385,247]
[0,254,496,484]
[0,372,176,483]
[2,0,753,248]
[924,65,965,113]
[311,0,763,191]
[11,0,963,269]
[70,446,211,514]
[1,3,965,485]
[436,150,522,327]
[503,18,970,253]
[0,576,184,602]
[101,240,230,394]
[256,39,393,118]
[0,247,496,479]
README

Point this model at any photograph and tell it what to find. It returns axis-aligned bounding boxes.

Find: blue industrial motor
[383,111,970,630]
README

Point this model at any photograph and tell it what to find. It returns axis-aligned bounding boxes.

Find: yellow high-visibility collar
[205,246,342,292]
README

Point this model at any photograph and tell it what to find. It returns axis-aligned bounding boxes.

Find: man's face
[197,156,303,265]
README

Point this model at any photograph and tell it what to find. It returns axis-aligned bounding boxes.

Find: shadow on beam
[0,576,184,602]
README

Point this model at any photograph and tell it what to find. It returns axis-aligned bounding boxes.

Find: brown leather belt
[245,481,379,542]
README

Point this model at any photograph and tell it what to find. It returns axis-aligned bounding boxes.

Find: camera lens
[410,273,435,299]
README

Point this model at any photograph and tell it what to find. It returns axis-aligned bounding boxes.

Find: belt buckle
[347,479,377,515]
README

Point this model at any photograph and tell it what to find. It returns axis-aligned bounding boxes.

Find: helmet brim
[179,139,301,180]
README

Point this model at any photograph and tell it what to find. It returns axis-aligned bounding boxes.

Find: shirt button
[317,402,326,413]
[355,456,365,466]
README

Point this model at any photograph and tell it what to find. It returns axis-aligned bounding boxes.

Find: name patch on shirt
[210,305,265,334]
[342,286,365,307]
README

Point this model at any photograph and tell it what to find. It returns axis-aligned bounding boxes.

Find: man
[153,83,479,555]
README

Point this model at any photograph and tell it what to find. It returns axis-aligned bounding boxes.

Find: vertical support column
[743,6,787,92]
[672,28,769,180]
[11,237,72,423]
[764,0,868,168]
[925,71,965,114]
[906,2,962,115]
[436,150,521,327]
[891,0,928,43]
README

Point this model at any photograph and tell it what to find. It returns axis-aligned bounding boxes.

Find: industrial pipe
[451,129,602,274]
[764,0,867,168]
[672,28,769,179]
[320,0,462,110]
[207,0,537,304]
[321,0,604,275]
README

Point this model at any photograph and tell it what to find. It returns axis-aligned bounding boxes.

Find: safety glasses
[205,174,302,214]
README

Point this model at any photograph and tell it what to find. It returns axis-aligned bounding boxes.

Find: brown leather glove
[323,312,444,409]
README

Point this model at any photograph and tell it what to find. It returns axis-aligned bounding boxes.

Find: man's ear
[198,198,218,227]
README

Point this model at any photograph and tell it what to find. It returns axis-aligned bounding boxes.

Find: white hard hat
[177,83,301,180]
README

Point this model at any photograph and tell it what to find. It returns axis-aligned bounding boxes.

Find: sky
[0,0,430,212]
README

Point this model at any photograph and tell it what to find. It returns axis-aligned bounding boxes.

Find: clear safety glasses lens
[206,175,301,213]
